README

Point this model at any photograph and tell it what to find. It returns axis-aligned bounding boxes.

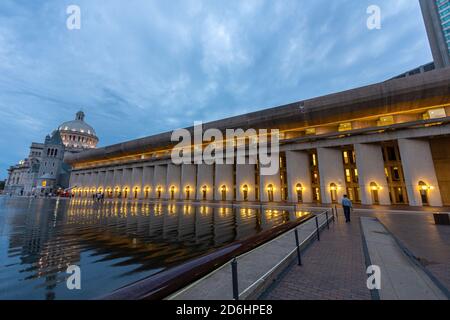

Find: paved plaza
[262,213,371,300]
[263,209,450,300]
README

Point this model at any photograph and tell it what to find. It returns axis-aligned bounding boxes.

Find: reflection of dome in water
[58,111,99,151]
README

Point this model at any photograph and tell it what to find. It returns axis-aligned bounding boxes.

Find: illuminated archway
[296,183,303,203]
[267,184,274,202]
[221,185,227,201]
[170,186,176,200]
[329,183,338,204]
[242,185,249,201]
[157,186,162,199]
[201,185,207,201]
[418,181,430,206]
[185,186,191,200]
[370,182,380,205]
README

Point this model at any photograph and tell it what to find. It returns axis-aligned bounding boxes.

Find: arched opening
[329,183,338,204]
[157,186,162,199]
[185,186,191,200]
[267,184,274,202]
[144,187,150,199]
[221,185,227,201]
[242,185,249,201]
[296,183,303,203]
[201,185,207,201]
[418,181,430,206]
[170,186,176,200]
[370,182,380,205]
[134,187,139,199]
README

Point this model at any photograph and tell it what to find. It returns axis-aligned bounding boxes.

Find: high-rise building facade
[420,0,450,68]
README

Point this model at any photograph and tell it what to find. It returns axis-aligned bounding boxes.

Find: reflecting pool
[0,197,313,300]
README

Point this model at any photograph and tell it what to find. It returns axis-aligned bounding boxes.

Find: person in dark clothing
[341,194,353,223]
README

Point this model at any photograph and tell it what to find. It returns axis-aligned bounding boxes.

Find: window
[343,151,350,165]
[377,116,394,126]
[391,167,401,181]
[305,128,316,135]
[338,122,352,132]
[345,169,351,183]
[423,108,446,120]
[386,146,397,161]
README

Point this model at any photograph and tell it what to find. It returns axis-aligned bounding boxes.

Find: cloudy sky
[0,0,432,179]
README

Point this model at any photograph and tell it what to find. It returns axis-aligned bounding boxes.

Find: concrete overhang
[65,67,450,165]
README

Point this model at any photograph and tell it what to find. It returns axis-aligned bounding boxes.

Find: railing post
[315,216,320,241]
[326,211,330,229]
[231,258,239,300]
[294,229,302,266]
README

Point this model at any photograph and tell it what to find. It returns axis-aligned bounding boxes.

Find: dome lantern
[58,111,99,152]
[76,111,85,121]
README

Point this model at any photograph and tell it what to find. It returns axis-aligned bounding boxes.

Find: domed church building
[4,111,98,196]
[59,111,99,152]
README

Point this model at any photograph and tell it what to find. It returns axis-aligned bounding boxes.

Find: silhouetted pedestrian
[342,195,352,223]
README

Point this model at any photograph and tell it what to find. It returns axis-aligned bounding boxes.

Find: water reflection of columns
[235,207,258,239]
[177,204,196,241]
[149,203,164,237]
[213,207,234,246]
[163,204,179,240]
[195,205,213,241]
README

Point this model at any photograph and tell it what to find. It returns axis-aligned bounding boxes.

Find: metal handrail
[234,210,335,300]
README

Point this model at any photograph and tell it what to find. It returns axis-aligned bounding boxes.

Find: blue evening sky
[0,0,432,179]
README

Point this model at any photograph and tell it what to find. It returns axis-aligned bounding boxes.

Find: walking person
[341,195,353,223]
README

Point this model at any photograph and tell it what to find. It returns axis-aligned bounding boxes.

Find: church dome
[58,111,99,151]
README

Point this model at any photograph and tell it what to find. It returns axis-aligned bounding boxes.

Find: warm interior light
[418,181,431,191]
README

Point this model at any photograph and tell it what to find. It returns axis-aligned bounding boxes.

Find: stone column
[317,147,346,204]
[181,164,197,200]
[97,171,106,191]
[105,170,114,193]
[259,162,281,202]
[142,166,155,198]
[236,164,256,201]
[131,167,143,199]
[398,138,443,207]
[196,164,214,200]
[286,151,313,203]
[354,143,391,205]
[122,168,133,198]
[214,164,234,201]
[154,165,168,199]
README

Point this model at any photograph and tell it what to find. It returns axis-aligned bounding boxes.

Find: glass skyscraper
[420,0,450,68]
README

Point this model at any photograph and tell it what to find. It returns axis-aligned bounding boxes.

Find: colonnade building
[66,68,450,207]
